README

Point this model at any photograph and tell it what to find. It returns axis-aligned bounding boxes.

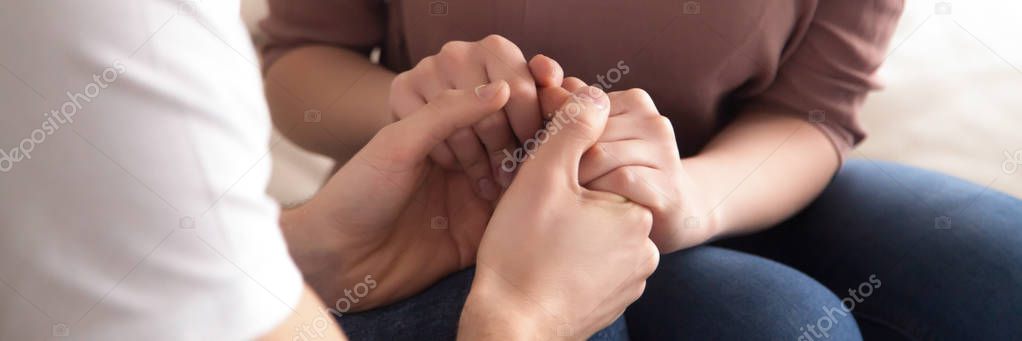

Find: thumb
[361,81,510,164]
[515,86,610,187]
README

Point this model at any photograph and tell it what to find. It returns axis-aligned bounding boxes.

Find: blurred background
[239,0,1022,204]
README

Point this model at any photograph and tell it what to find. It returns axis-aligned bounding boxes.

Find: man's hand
[282,82,511,311]
[460,86,659,340]
[390,35,561,200]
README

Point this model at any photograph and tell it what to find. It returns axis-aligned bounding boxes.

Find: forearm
[685,109,840,239]
[264,45,395,162]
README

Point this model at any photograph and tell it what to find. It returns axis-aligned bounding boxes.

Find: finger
[439,53,518,189]
[448,128,501,200]
[442,59,509,195]
[473,111,518,188]
[586,166,666,214]
[563,77,588,92]
[515,86,610,188]
[392,59,462,169]
[530,55,573,121]
[579,140,662,184]
[529,54,564,88]
[607,88,658,117]
[478,35,542,145]
[364,82,510,166]
[538,84,573,119]
[599,113,671,142]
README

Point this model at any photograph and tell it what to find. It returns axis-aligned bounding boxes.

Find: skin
[264,85,658,340]
[265,35,839,253]
[261,34,839,339]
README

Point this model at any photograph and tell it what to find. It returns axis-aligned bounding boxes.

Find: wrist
[459,270,558,340]
[678,156,727,241]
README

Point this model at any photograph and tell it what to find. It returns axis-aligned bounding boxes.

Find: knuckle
[647,194,668,213]
[633,206,654,230]
[630,281,648,302]
[624,88,658,114]
[617,168,640,189]
[415,55,436,69]
[656,115,674,131]
[480,34,513,48]
[654,116,679,147]
[390,72,412,92]
[437,41,473,70]
[644,245,661,274]
[583,144,607,164]
[439,40,471,56]
[645,116,674,140]
[623,88,650,101]
[479,34,525,58]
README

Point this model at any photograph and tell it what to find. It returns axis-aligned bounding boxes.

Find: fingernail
[475,82,504,101]
[477,178,500,201]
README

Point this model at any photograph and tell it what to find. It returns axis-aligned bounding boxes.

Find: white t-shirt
[0,0,304,339]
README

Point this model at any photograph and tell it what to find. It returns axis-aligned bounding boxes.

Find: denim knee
[627,246,862,341]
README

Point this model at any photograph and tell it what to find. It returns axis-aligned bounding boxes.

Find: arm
[264,46,394,162]
[690,0,905,241]
[567,0,903,253]
[684,110,838,239]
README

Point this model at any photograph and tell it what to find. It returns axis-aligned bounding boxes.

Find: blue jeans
[336,160,1022,340]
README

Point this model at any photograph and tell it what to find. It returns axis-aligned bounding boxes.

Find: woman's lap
[335,267,630,341]
[337,248,855,340]
[718,159,1022,339]
[338,160,1021,340]
[624,246,861,340]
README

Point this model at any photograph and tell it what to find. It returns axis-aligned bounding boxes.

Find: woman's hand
[282,82,511,311]
[460,86,659,340]
[390,35,561,200]
[539,77,716,253]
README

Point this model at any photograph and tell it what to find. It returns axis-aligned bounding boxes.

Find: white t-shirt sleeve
[0,1,304,339]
